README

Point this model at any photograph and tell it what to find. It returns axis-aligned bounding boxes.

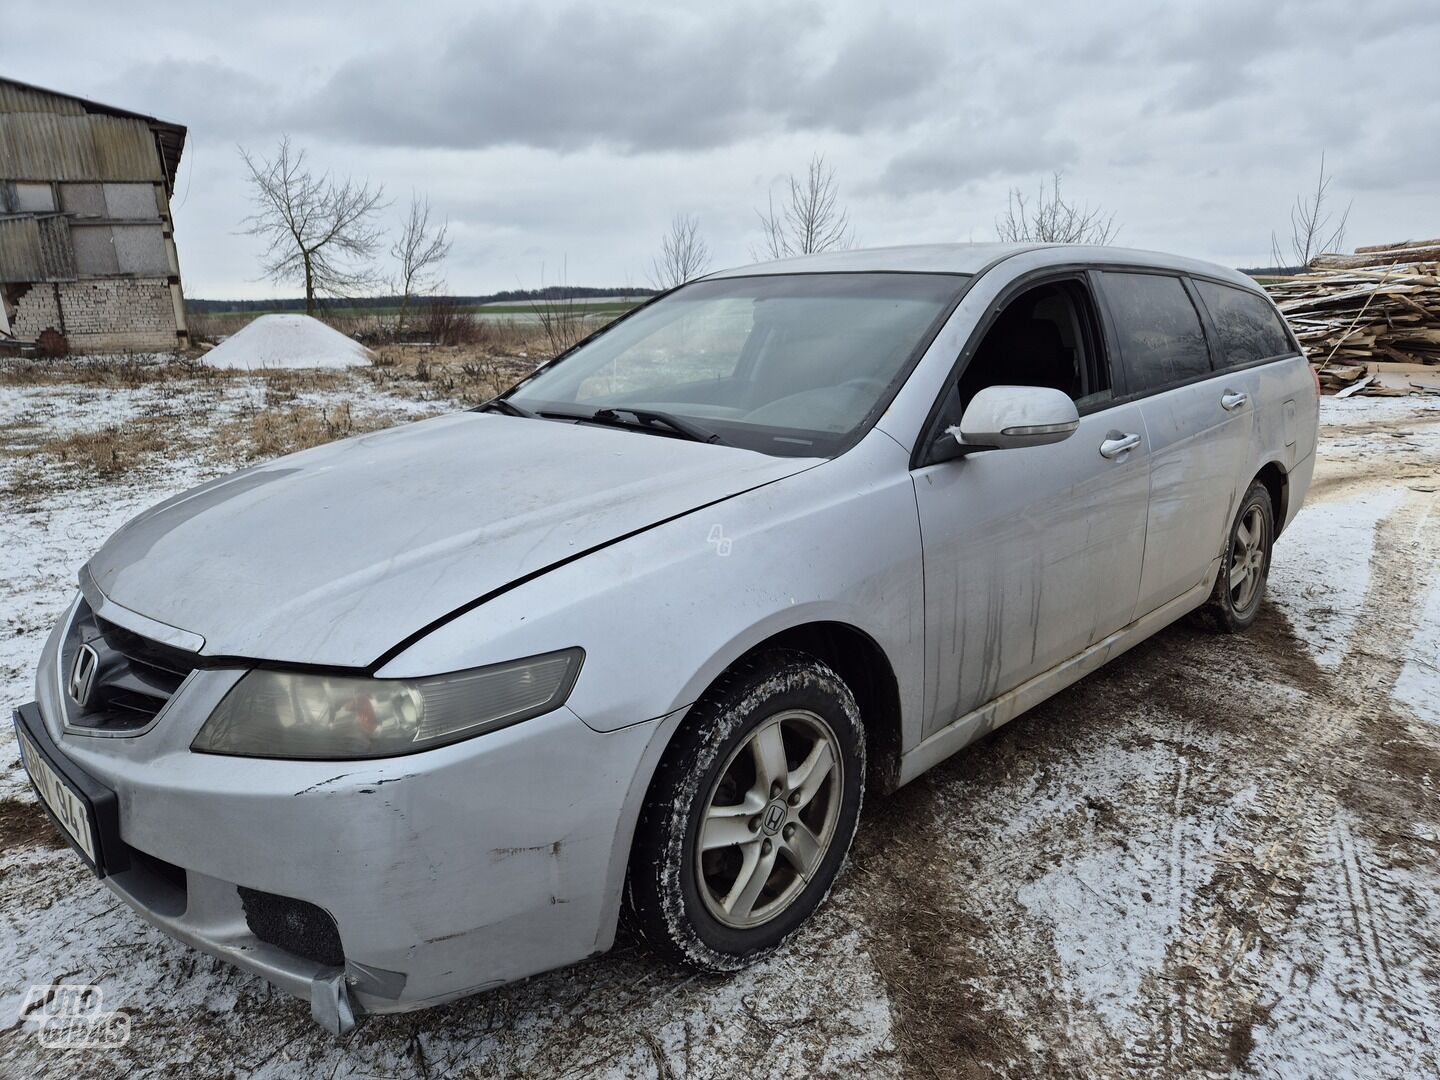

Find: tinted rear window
[1099,272,1211,393]
[1194,279,1295,367]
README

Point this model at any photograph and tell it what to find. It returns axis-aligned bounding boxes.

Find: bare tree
[391,193,452,337]
[754,153,854,259]
[649,213,711,290]
[1270,152,1351,269]
[240,136,387,316]
[996,172,1118,245]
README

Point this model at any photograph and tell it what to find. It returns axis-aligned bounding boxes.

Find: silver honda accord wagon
[15,243,1318,1031]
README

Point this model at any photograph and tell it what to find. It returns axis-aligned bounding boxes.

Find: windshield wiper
[477,397,539,419]
[589,407,727,445]
[512,403,725,443]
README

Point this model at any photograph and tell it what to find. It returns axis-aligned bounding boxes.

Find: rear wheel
[626,650,865,970]
[1198,479,1274,632]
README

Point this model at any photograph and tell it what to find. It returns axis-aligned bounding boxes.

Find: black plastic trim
[12,703,128,878]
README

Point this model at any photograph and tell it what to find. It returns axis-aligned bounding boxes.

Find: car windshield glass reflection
[506,272,967,456]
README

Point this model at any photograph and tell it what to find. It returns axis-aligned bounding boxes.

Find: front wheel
[1198,479,1275,632]
[626,650,865,970]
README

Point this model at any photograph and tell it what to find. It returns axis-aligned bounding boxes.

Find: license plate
[17,727,98,864]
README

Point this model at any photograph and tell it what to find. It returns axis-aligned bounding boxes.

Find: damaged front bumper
[22,614,671,1032]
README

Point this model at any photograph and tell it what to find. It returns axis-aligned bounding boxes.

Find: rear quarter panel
[1238,355,1318,529]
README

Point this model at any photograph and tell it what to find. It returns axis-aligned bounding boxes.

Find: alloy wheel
[1228,504,1268,612]
[695,709,844,929]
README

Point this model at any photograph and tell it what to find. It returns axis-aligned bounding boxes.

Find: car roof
[707,242,1261,293]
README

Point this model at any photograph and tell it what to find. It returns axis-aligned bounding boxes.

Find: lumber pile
[1311,239,1440,270]
[1263,238,1440,396]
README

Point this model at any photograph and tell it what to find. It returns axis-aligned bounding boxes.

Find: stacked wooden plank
[1263,239,1440,396]
[1311,238,1440,270]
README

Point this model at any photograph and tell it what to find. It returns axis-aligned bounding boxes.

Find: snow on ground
[1267,488,1403,668]
[1393,579,1440,727]
[2,377,1439,1079]
[202,314,374,370]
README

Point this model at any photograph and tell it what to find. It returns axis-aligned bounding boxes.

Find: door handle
[1099,432,1141,459]
[1221,390,1250,411]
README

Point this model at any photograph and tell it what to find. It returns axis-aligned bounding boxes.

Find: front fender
[376,432,926,743]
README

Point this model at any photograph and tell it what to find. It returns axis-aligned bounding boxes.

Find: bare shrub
[1270,152,1351,269]
[755,154,854,259]
[422,296,483,346]
[536,295,591,358]
[650,213,711,289]
[996,172,1118,245]
[392,194,452,337]
[186,311,251,342]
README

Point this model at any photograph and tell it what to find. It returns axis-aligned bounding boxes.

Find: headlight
[191,649,583,759]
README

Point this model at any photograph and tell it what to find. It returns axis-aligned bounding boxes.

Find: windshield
[505,272,967,456]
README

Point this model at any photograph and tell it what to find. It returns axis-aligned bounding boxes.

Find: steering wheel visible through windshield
[504,272,968,457]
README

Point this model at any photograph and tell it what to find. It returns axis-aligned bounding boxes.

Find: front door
[911,276,1151,737]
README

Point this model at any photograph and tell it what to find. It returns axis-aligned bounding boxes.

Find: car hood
[86,412,819,668]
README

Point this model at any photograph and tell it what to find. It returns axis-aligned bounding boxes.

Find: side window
[1098,272,1211,393]
[956,279,1112,410]
[1193,279,1294,368]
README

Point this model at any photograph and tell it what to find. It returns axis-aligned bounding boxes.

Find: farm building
[0,77,188,352]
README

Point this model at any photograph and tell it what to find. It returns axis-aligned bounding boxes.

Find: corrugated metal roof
[0,114,166,184]
[0,81,87,116]
[0,77,185,191]
[0,214,77,282]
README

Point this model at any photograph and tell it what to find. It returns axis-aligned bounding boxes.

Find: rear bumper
[25,608,682,1029]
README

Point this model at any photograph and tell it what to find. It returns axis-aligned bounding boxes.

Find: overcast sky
[7,0,1437,298]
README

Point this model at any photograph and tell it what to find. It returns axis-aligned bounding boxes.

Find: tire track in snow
[1126,491,1440,1078]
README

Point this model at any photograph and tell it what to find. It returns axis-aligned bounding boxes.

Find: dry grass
[236,402,405,460]
[22,423,170,476]
[363,343,541,404]
[4,420,176,499]
[0,341,541,503]
[0,354,229,389]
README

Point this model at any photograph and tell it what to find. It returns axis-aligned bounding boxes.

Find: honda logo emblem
[68,643,99,707]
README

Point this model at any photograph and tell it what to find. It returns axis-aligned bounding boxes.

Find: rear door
[1096,271,1249,617]
[1191,276,1317,479]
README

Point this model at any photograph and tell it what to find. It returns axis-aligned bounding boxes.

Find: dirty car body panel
[16,244,1317,1029]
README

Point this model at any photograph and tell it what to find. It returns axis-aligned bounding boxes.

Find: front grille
[238,887,345,967]
[61,598,196,734]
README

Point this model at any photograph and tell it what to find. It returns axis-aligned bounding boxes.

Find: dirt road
[2,372,1438,1079]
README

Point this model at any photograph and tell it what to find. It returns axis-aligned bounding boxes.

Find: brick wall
[12,282,61,337]
[12,278,179,352]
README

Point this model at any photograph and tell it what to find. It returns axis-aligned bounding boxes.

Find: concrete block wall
[12,278,180,352]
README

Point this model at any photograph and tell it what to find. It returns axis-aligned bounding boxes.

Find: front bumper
[25,609,678,1030]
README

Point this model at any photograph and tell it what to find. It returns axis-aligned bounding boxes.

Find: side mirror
[949,385,1079,452]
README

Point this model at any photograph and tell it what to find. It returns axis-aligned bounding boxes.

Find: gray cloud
[294,5,945,153]
[98,60,277,137]
[874,126,1078,197]
[4,0,1436,295]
